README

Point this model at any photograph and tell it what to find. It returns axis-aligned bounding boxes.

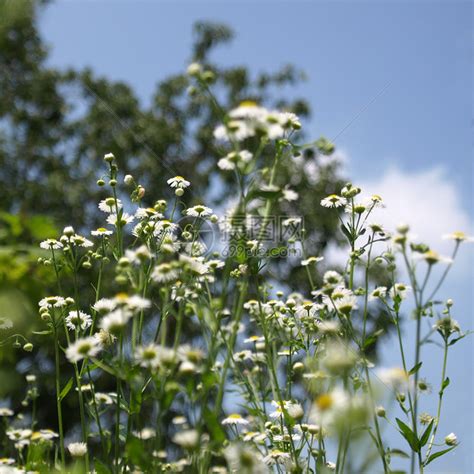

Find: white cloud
[359,166,473,253]
[324,164,473,277]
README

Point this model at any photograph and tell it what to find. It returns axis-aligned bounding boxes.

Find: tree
[1,0,392,440]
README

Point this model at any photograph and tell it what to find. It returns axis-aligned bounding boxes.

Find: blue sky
[39,1,472,471]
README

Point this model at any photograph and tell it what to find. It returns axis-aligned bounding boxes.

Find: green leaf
[441,377,450,391]
[340,223,353,242]
[396,418,420,452]
[58,378,73,402]
[94,459,112,474]
[363,334,378,350]
[449,334,466,346]
[424,446,455,466]
[388,448,410,459]
[203,406,226,444]
[32,330,52,336]
[420,419,434,447]
[409,361,422,376]
[125,437,149,469]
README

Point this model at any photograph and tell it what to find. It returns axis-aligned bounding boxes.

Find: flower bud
[202,71,215,83]
[292,362,305,373]
[97,179,105,186]
[63,226,75,236]
[376,406,386,417]
[445,433,457,446]
[124,174,134,185]
[118,257,130,268]
[23,343,33,352]
[175,188,184,197]
[396,223,410,234]
[187,62,202,77]
[109,179,117,187]
[104,152,115,163]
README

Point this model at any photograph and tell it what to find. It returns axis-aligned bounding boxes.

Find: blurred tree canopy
[0,0,346,290]
[1,0,392,435]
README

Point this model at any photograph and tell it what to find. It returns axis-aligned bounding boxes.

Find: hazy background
[38,1,473,472]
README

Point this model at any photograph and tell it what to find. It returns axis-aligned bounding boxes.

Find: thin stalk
[53,323,65,466]
[425,340,449,461]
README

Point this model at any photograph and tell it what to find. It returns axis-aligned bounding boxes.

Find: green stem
[53,324,65,466]
[424,340,449,462]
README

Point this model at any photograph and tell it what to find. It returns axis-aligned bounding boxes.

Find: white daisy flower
[125,295,151,312]
[213,120,255,142]
[389,283,411,300]
[323,270,344,287]
[66,337,101,363]
[125,245,151,264]
[135,207,163,220]
[309,388,350,427]
[442,231,474,243]
[269,400,298,419]
[320,194,347,208]
[263,450,291,466]
[98,198,122,213]
[65,311,92,331]
[93,298,117,314]
[224,443,266,473]
[317,320,341,334]
[38,296,67,309]
[179,255,209,275]
[281,186,298,202]
[39,239,63,250]
[417,250,453,265]
[172,429,200,449]
[91,227,113,236]
[222,414,249,426]
[159,234,181,254]
[217,150,253,171]
[377,367,409,390]
[70,234,94,248]
[207,259,225,270]
[135,344,166,370]
[369,286,387,301]
[185,205,213,218]
[0,408,14,417]
[167,176,191,189]
[99,309,132,334]
[151,263,180,283]
[31,429,58,441]
[295,301,320,319]
[153,219,179,237]
[94,392,114,405]
[106,212,134,227]
[133,427,156,440]
[301,256,324,266]
[68,442,87,457]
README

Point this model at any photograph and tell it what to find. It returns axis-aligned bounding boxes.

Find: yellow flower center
[239,100,257,107]
[316,393,333,411]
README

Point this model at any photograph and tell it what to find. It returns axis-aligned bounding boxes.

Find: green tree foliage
[0,0,393,439]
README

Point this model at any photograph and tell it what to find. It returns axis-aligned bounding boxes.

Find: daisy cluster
[1,63,471,474]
